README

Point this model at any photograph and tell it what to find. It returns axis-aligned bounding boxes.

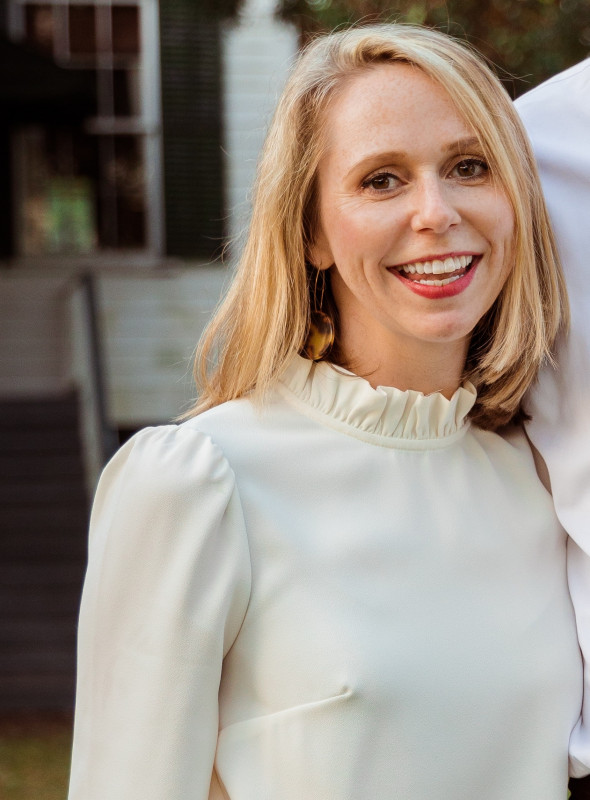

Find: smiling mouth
[391,255,476,286]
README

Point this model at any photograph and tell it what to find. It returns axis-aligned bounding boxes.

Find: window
[10,0,163,256]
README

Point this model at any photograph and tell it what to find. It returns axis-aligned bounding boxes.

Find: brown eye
[371,175,393,190]
[452,159,488,179]
[362,172,399,192]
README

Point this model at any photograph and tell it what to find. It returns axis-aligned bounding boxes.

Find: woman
[68,25,584,800]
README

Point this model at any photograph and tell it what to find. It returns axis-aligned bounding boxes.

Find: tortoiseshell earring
[303,269,335,361]
[303,310,335,361]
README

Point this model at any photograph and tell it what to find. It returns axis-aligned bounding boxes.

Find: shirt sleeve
[67,424,252,800]
[516,62,590,777]
[525,339,590,777]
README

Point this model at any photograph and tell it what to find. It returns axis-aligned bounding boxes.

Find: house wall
[223,0,298,246]
[1,0,297,427]
[99,266,228,426]
[0,266,227,426]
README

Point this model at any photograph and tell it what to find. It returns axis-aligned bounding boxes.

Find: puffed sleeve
[67,425,252,800]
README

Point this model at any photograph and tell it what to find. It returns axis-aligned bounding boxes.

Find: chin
[412,319,475,345]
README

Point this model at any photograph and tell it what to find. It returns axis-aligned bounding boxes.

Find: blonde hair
[191,24,568,430]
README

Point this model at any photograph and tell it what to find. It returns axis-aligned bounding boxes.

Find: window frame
[8,0,164,262]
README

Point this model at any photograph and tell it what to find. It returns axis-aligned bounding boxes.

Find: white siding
[0,267,228,426]
[99,267,228,425]
[223,0,298,246]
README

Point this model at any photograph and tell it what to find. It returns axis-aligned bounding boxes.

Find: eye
[450,158,489,180]
[361,172,400,193]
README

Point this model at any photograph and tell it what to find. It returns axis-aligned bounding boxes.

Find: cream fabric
[516,60,590,777]
[69,356,582,799]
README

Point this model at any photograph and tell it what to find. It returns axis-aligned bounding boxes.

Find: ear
[308,227,334,271]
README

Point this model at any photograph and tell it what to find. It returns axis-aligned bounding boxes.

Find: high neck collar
[277,355,476,444]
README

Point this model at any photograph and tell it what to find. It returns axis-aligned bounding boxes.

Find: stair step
[3,505,89,530]
[0,650,77,673]
[1,619,78,646]
[0,480,87,506]
[0,591,82,619]
[0,533,87,561]
[0,674,76,712]
[0,428,82,454]
[1,562,86,587]
[0,454,87,479]
[0,391,90,711]
[0,394,79,428]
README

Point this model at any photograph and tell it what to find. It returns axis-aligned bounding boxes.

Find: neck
[338,332,469,400]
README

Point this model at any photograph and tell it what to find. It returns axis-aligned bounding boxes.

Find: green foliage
[278,0,590,96]
[0,724,72,800]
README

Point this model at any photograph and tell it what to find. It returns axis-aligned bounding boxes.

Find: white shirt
[516,59,590,777]
[68,356,581,799]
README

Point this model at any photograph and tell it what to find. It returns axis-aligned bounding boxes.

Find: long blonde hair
[190,24,567,430]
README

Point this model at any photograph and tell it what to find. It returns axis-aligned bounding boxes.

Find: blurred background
[0,0,588,795]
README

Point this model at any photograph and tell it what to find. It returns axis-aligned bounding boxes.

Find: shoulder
[184,396,260,442]
[472,422,552,491]
[89,424,252,614]
[469,421,536,468]
[516,58,590,106]
[82,425,252,689]
[91,424,244,549]
[180,393,295,468]
[515,59,590,121]
[98,424,235,500]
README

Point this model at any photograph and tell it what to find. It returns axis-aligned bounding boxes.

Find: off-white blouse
[68,356,582,800]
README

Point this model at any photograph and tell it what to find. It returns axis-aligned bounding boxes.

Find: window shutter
[159,0,224,259]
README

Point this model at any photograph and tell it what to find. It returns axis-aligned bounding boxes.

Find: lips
[393,254,474,286]
[388,254,480,298]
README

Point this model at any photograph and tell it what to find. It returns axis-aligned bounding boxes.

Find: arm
[68,425,251,800]
[516,60,590,780]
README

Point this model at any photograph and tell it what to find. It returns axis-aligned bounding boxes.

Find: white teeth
[398,255,473,275]
[416,274,462,286]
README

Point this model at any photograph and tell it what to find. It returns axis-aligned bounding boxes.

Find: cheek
[492,195,516,253]
[489,212,516,309]
[325,206,397,266]
[485,194,515,285]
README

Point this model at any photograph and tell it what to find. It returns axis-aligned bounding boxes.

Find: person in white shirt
[516,59,590,795]
[68,27,583,800]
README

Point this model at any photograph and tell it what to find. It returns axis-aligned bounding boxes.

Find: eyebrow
[446,136,482,154]
[344,136,484,179]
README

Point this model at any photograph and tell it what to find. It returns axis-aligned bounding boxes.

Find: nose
[410,175,461,234]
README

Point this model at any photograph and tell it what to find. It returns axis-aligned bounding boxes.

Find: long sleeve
[68,425,252,800]
[516,60,590,777]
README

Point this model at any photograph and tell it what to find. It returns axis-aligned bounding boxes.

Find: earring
[303,310,335,361]
[303,268,334,361]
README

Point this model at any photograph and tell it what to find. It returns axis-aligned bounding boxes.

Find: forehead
[319,62,478,168]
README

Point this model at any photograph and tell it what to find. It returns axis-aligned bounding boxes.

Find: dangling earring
[303,269,335,361]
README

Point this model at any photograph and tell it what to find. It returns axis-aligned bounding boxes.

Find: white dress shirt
[516,59,590,777]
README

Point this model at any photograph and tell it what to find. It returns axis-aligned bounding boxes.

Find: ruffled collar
[277,355,476,444]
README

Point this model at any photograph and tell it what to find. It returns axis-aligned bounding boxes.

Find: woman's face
[311,63,515,374]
